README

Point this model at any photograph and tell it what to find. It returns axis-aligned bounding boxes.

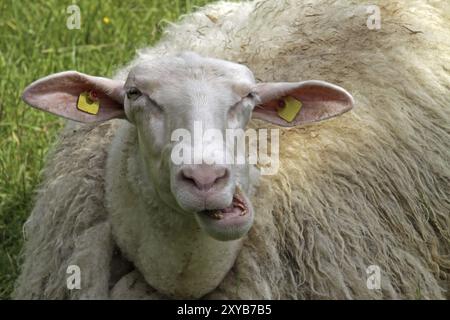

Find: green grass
[0,0,214,299]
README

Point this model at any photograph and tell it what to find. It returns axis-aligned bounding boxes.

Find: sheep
[13,0,450,299]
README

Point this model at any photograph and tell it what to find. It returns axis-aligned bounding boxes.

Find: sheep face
[123,52,258,241]
[21,52,354,242]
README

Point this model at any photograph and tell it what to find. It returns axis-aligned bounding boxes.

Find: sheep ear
[22,71,125,123]
[252,80,354,127]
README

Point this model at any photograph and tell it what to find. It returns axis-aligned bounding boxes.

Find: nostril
[181,168,208,190]
[180,168,197,186]
[180,166,229,191]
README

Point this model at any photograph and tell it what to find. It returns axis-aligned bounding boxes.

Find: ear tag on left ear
[277,96,302,122]
[77,91,100,115]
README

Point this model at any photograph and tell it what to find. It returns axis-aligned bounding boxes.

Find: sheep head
[22,52,354,242]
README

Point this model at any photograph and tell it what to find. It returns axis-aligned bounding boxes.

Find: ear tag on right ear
[77,91,100,115]
[277,96,302,122]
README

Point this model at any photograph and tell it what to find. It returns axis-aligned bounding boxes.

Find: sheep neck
[106,123,243,299]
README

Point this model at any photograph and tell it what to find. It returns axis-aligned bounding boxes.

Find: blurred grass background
[0,0,215,299]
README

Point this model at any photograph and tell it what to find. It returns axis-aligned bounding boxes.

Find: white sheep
[14,0,450,299]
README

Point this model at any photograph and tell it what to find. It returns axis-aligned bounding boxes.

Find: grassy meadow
[0,0,215,299]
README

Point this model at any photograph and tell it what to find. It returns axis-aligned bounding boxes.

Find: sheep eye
[246,92,256,99]
[126,87,142,100]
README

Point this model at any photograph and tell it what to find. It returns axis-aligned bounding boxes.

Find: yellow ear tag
[277,96,302,123]
[77,91,100,115]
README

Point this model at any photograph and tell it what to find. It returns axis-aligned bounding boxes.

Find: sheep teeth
[239,210,247,216]
[211,212,224,220]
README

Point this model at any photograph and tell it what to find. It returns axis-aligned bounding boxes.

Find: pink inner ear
[252,80,354,127]
[22,71,125,123]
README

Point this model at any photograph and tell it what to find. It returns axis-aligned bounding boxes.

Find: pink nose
[180,165,228,191]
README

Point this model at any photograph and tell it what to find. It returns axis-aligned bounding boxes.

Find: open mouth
[201,190,249,220]
[195,186,254,241]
